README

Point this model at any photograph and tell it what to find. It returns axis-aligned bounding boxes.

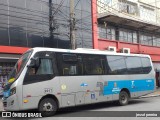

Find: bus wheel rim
[43,102,53,111]
[121,95,127,103]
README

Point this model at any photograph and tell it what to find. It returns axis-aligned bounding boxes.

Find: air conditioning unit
[121,48,130,54]
[107,46,116,52]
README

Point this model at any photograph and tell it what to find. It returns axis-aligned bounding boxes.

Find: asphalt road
[41,96,160,120]
[1,96,160,120]
[53,96,160,117]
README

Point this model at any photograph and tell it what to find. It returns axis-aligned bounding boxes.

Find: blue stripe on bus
[103,79,155,95]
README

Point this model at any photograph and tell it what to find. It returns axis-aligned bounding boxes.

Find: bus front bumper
[2,95,20,111]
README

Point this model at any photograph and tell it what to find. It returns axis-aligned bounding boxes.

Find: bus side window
[56,53,83,76]
[63,66,77,75]
[141,57,152,74]
[24,51,55,85]
[125,57,143,74]
[83,55,105,75]
[106,55,127,75]
[28,58,53,75]
[63,68,69,75]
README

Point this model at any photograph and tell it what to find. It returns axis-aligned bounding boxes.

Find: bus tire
[119,91,129,106]
[38,98,57,117]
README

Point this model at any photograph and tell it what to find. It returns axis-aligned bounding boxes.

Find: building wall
[52,0,93,49]
[98,24,160,47]
[139,0,160,7]
[96,0,160,62]
[0,0,92,49]
[97,0,160,24]
[98,38,160,62]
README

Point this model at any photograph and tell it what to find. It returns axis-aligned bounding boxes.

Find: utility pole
[49,0,54,47]
[70,0,76,49]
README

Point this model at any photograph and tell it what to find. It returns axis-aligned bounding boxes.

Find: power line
[0,13,68,25]
[74,0,81,9]
[0,3,49,16]
[57,10,70,20]
[52,0,65,16]
[0,8,49,20]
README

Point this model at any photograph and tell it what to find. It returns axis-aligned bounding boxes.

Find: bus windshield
[7,50,32,84]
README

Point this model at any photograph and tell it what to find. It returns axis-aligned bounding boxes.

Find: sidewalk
[141,87,160,98]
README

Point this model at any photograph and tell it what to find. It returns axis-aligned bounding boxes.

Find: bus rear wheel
[38,98,58,117]
[119,91,129,106]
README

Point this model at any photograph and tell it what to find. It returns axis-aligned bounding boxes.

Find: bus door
[97,56,113,102]
[56,53,85,107]
[22,51,58,109]
[83,54,106,104]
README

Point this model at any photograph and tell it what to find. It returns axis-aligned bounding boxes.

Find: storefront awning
[0,54,20,62]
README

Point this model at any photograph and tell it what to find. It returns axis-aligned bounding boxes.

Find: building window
[98,27,106,39]
[119,29,137,43]
[153,37,160,47]
[97,0,112,13]
[107,27,115,40]
[133,32,137,43]
[119,0,137,15]
[140,6,156,23]
[98,26,115,40]
[140,33,153,46]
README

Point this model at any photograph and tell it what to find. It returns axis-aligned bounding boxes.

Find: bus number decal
[44,88,52,94]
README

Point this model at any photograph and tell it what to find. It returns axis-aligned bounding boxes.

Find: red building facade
[92,0,160,87]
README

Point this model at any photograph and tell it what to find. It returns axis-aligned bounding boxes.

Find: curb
[140,94,160,98]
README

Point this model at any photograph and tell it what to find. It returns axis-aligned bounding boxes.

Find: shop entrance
[156,72,160,87]
[0,59,18,95]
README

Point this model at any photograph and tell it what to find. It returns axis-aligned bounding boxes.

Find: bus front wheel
[119,91,129,106]
[38,98,58,117]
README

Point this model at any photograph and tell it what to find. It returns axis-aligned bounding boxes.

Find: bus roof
[30,47,150,58]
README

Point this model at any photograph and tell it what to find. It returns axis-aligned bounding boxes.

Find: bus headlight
[10,87,16,96]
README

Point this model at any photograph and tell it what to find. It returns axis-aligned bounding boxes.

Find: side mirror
[28,58,40,68]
